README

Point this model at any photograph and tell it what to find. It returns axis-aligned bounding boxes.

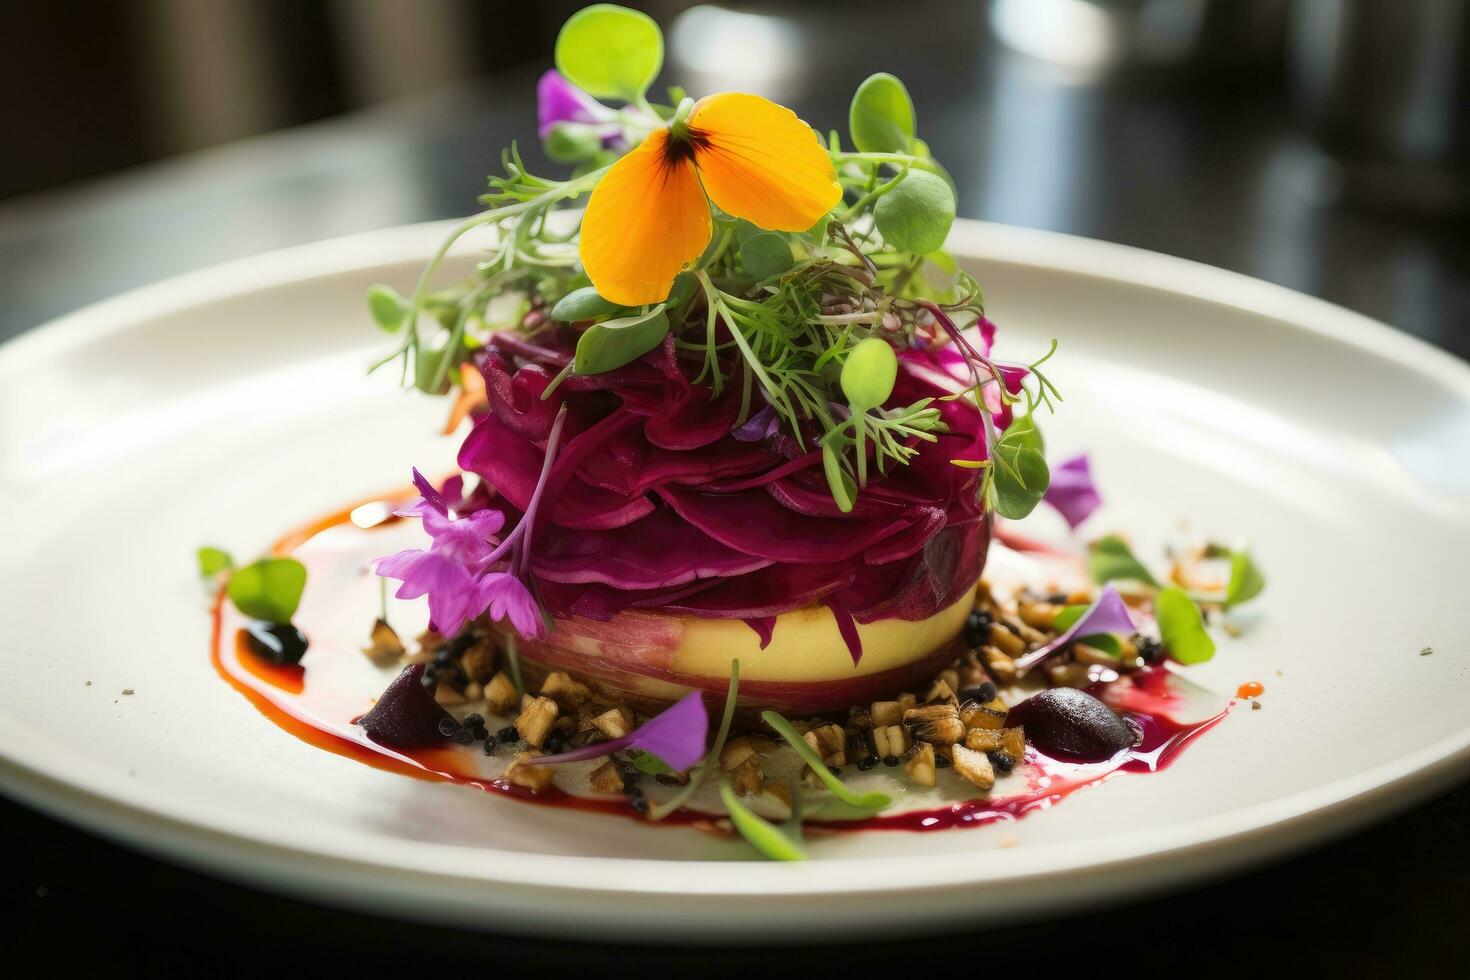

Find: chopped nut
[1013,621,1049,646]
[362,618,405,665]
[731,756,764,796]
[589,760,626,795]
[982,645,1019,684]
[803,723,846,763]
[871,724,910,759]
[1018,600,1059,631]
[903,703,965,745]
[924,678,958,705]
[846,704,872,734]
[960,699,1008,731]
[433,680,469,706]
[459,640,496,683]
[540,671,593,709]
[415,629,446,658]
[514,696,560,748]
[905,742,937,787]
[592,705,634,740]
[720,735,759,770]
[898,692,918,713]
[1045,662,1091,689]
[762,780,793,818]
[462,682,483,702]
[964,728,1005,752]
[1002,726,1026,759]
[870,700,903,727]
[951,744,996,791]
[484,671,518,713]
[504,751,555,792]
[957,649,988,688]
[987,623,1026,658]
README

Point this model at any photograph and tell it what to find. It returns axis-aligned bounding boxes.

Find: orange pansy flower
[579,93,843,306]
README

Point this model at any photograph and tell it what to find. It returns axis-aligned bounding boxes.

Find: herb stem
[649,659,740,821]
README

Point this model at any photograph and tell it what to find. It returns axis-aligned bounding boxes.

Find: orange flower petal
[689,93,842,232]
[579,128,712,306]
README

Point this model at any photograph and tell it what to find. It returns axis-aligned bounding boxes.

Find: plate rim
[2,217,1468,930]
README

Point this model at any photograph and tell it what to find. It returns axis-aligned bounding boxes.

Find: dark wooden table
[3,26,1467,973]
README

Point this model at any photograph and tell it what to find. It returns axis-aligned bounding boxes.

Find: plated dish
[1,4,1466,936]
[203,4,1269,858]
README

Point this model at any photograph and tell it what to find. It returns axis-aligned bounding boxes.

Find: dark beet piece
[1008,688,1139,762]
[358,664,457,750]
[241,622,308,665]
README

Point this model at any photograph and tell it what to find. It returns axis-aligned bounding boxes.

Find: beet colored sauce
[212,492,1231,833]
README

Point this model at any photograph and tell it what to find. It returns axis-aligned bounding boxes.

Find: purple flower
[1014,584,1136,674]
[375,470,507,636]
[1043,454,1102,529]
[481,572,544,639]
[537,70,612,139]
[532,691,711,771]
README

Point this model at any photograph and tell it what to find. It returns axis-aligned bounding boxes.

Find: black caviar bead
[452,727,474,746]
[987,751,1015,774]
[463,713,485,728]
[630,795,649,815]
[654,773,684,787]
[1134,635,1165,665]
[857,755,880,771]
[497,725,519,743]
[241,622,309,666]
[963,610,993,650]
[828,765,842,776]
[882,755,900,767]
[959,682,997,704]
[543,732,566,753]
[437,717,460,738]
[482,739,497,756]
[935,753,952,768]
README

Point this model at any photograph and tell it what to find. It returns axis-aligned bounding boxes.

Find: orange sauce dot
[1237,681,1265,699]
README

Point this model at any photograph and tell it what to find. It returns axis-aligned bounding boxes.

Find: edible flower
[537,69,615,139]
[579,93,842,305]
[532,690,710,771]
[1013,584,1136,675]
[1043,453,1102,529]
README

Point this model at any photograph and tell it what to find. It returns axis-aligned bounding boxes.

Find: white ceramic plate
[1,220,1467,940]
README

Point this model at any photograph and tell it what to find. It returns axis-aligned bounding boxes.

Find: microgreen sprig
[761,710,891,811]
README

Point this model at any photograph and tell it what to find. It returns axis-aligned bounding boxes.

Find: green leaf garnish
[849,72,916,154]
[761,711,891,811]
[1088,534,1160,587]
[1225,549,1265,609]
[1156,586,1216,664]
[366,284,408,333]
[874,170,955,255]
[543,122,605,164]
[227,557,307,624]
[631,750,674,775]
[989,421,1050,520]
[555,4,663,102]
[738,232,795,281]
[573,305,669,375]
[720,779,806,861]
[840,337,898,413]
[550,285,626,323]
[821,441,857,514]
[197,546,234,578]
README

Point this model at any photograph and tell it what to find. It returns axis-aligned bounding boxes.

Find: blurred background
[0,0,1466,357]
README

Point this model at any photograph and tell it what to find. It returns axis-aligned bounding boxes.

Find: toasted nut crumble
[987,623,1026,658]
[514,696,560,748]
[961,700,1008,731]
[870,700,903,727]
[504,751,555,792]
[964,728,1005,753]
[589,760,626,795]
[905,742,937,787]
[982,646,1019,683]
[362,618,406,665]
[924,678,958,705]
[903,704,965,746]
[591,705,634,740]
[1002,726,1026,759]
[803,723,846,764]
[731,756,764,796]
[433,680,470,706]
[871,724,910,759]
[484,671,518,713]
[459,640,496,683]
[1018,600,1059,631]
[951,744,996,791]
[540,671,593,709]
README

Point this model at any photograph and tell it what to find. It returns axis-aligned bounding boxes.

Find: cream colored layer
[655,583,977,683]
